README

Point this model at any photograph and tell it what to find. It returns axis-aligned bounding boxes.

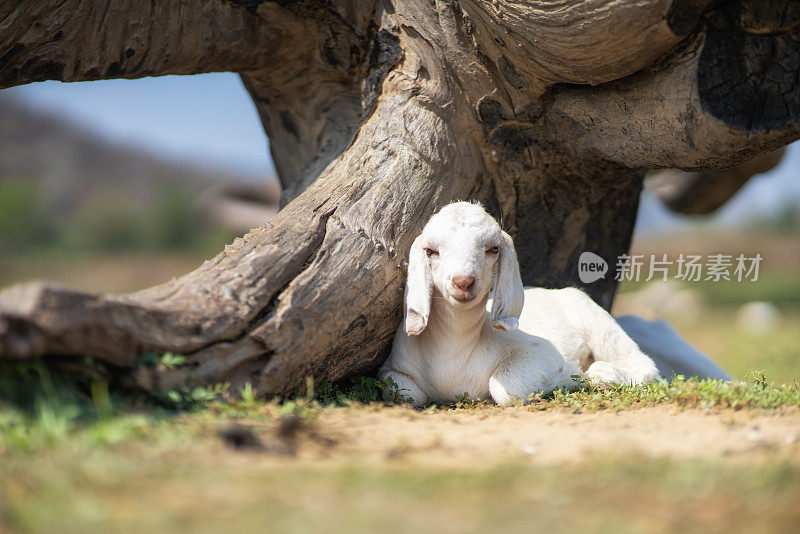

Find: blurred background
[1,73,798,383]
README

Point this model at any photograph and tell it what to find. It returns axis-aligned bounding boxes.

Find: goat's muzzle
[452,275,475,291]
[450,275,476,301]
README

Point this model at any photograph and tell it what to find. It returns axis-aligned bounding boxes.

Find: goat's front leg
[379,369,428,408]
[489,348,579,406]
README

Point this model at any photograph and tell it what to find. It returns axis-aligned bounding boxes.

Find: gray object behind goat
[616,315,732,381]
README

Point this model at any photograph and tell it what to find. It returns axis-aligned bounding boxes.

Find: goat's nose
[452,275,476,291]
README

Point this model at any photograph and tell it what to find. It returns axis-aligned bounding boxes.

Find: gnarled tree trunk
[1,0,799,395]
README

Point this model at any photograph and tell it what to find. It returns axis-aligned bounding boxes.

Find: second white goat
[379,201,660,406]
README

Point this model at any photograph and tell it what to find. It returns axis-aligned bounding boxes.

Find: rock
[659,288,705,323]
[614,281,705,323]
[736,302,782,334]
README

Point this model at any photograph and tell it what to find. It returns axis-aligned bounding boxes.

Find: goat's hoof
[585,361,626,387]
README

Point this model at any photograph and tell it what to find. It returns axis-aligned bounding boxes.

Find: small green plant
[744,369,770,390]
[315,376,411,406]
[151,383,229,412]
[454,392,471,404]
[90,380,113,419]
[274,376,320,419]
[159,352,187,370]
[137,351,187,370]
[238,382,257,405]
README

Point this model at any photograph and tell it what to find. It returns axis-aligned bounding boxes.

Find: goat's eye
[424,247,438,257]
[486,246,500,255]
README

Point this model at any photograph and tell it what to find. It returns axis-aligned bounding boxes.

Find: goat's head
[404,201,524,335]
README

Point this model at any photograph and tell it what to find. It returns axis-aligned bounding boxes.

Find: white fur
[379,201,661,407]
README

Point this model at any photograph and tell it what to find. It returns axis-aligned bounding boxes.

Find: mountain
[0,93,267,214]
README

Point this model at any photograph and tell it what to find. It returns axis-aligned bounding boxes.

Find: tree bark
[651,148,786,215]
[1,0,799,396]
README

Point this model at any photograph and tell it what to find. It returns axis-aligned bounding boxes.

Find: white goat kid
[379,202,660,407]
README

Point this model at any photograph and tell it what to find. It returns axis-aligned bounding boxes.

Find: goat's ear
[491,231,524,331]
[404,235,432,335]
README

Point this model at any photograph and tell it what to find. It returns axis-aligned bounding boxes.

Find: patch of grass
[674,310,800,385]
[0,361,100,452]
[530,371,800,412]
[689,272,800,309]
[619,270,800,309]
[3,449,799,534]
[0,358,233,454]
[0,363,395,456]
[423,372,800,413]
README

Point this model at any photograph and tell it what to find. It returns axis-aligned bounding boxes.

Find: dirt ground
[248,405,800,467]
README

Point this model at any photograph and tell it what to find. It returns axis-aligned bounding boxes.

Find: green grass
[671,310,800,385]
[426,372,800,412]
[542,372,800,411]
[687,272,800,308]
[618,269,800,309]
[616,272,800,385]
[3,443,799,533]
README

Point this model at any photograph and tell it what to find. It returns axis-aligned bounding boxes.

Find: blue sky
[5,72,799,231]
[5,73,274,176]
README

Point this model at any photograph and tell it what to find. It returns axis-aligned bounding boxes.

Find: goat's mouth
[449,291,477,303]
